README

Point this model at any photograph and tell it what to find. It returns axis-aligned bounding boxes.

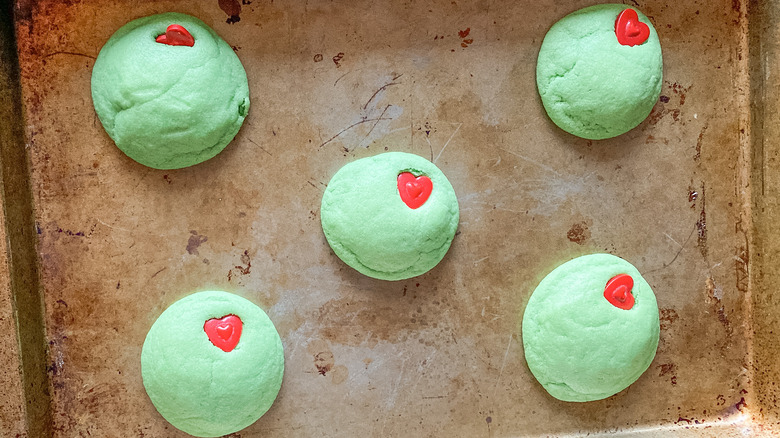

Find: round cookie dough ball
[142,291,283,437]
[320,152,459,281]
[91,13,250,169]
[522,254,659,402]
[536,4,662,140]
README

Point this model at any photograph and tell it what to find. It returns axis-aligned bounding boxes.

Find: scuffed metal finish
[9,0,767,435]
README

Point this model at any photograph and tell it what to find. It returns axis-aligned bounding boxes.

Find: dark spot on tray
[735,245,748,294]
[695,184,707,256]
[694,125,707,162]
[458,28,471,38]
[658,363,676,376]
[186,231,208,256]
[716,307,732,334]
[566,222,590,245]
[218,0,241,23]
[233,250,251,275]
[485,416,492,424]
[659,308,678,330]
[332,52,345,68]
[314,53,323,62]
[313,349,335,375]
[659,95,670,103]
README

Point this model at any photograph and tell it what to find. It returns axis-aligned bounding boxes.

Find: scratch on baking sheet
[433,122,462,164]
[492,334,513,394]
[361,105,391,144]
[318,115,395,149]
[409,351,437,396]
[473,256,488,265]
[385,356,408,408]
[131,168,153,190]
[246,137,272,156]
[664,232,682,248]
[334,70,353,86]
[42,51,96,60]
[378,356,409,435]
[647,226,696,273]
[363,74,403,110]
[499,148,560,176]
[151,267,167,278]
[424,135,435,161]
[95,218,131,232]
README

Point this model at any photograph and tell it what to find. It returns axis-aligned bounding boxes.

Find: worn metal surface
[6,0,772,436]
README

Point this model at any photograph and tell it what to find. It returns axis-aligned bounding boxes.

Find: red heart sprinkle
[155,24,195,47]
[397,172,433,209]
[604,274,635,310]
[204,315,242,352]
[615,9,650,47]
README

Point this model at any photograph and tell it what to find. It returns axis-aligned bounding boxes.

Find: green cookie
[536,4,663,140]
[91,13,249,169]
[141,291,283,437]
[522,254,659,402]
[320,152,459,281]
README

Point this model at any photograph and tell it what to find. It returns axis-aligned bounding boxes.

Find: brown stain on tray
[218,0,241,23]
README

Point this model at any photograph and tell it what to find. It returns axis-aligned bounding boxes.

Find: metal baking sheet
[2,0,777,436]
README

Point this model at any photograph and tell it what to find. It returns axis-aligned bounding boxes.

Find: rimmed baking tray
[1,0,778,436]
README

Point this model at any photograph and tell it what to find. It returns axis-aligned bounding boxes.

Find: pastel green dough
[320,152,459,281]
[536,4,663,140]
[522,254,659,402]
[141,291,283,437]
[91,13,249,169]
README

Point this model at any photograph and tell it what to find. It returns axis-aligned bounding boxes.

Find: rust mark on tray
[314,351,334,375]
[308,340,334,375]
[186,231,208,256]
[658,363,676,376]
[458,28,473,48]
[218,0,241,23]
[332,52,345,68]
[694,124,708,162]
[659,308,678,330]
[234,250,251,275]
[706,276,733,337]
[670,82,689,105]
[657,363,678,385]
[566,221,590,245]
[687,188,698,209]
[735,244,748,294]
[695,183,707,256]
[314,53,323,62]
